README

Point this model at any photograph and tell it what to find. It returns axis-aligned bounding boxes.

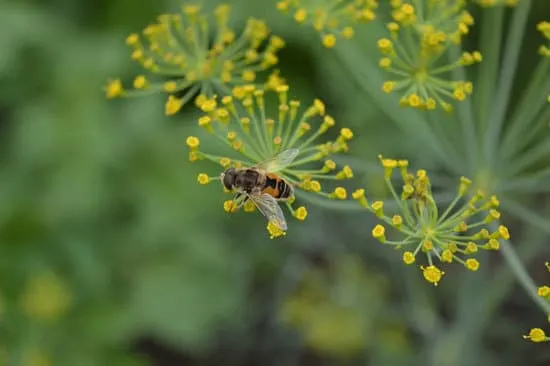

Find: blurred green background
[1,0,550,365]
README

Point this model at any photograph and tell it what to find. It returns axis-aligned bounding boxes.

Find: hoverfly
[220,149,299,230]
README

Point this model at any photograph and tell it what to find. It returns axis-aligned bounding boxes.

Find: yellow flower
[352,188,368,208]
[403,251,415,265]
[197,173,210,185]
[277,0,377,46]
[371,201,384,217]
[294,206,308,220]
[538,286,550,299]
[322,34,337,48]
[108,4,285,113]
[105,79,124,98]
[441,249,453,263]
[421,265,444,286]
[378,2,480,110]
[523,328,549,343]
[372,224,386,242]
[223,200,239,213]
[354,156,507,284]
[267,220,286,239]
[332,187,347,200]
[188,85,354,237]
[165,95,184,116]
[465,258,480,271]
[186,136,200,150]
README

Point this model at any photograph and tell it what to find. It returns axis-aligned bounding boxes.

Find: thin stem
[332,40,461,175]
[500,60,550,158]
[484,0,532,165]
[475,7,504,131]
[449,46,478,171]
[497,223,550,314]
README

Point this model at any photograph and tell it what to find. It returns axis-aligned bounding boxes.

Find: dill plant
[278,0,550,308]
[104,0,550,347]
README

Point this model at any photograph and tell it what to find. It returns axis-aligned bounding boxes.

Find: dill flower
[378,1,481,111]
[187,84,354,238]
[524,263,550,343]
[538,21,550,58]
[354,155,508,285]
[105,4,286,115]
[276,0,378,48]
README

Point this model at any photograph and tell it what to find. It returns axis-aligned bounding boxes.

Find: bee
[220,148,300,230]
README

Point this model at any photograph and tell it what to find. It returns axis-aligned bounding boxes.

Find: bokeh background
[1,0,550,365]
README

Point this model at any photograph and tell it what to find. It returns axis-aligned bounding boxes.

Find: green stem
[332,40,462,175]
[484,0,532,165]
[475,7,504,131]
[500,60,550,158]
[497,224,550,314]
[449,47,478,172]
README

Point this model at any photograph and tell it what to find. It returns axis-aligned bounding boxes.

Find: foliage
[1,0,550,365]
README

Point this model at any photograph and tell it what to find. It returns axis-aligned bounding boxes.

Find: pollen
[197,173,210,185]
[294,206,308,221]
[421,265,444,286]
[372,224,386,242]
[403,251,415,265]
[523,328,549,343]
[267,220,286,239]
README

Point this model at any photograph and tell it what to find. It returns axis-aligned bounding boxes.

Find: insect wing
[250,193,288,230]
[258,148,299,173]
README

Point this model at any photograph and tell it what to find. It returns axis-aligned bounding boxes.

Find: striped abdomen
[262,173,293,200]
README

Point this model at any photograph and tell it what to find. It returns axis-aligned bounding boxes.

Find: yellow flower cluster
[377,1,481,111]
[187,85,354,238]
[105,4,286,115]
[475,0,518,6]
[538,21,550,58]
[276,0,378,48]
[353,156,509,286]
[523,262,550,343]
